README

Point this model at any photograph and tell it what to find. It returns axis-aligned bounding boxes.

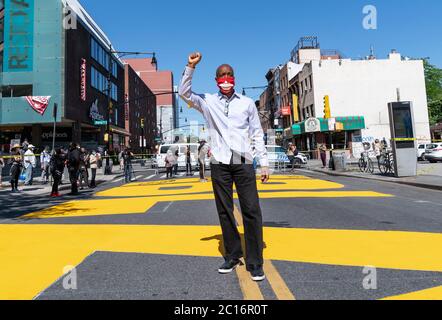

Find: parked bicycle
[358,151,374,174]
[378,150,395,176]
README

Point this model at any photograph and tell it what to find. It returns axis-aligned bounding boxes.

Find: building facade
[124,58,176,145]
[0,0,127,152]
[264,37,431,158]
[124,63,157,154]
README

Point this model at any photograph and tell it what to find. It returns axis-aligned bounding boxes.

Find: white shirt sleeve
[248,100,268,167]
[178,66,206,114]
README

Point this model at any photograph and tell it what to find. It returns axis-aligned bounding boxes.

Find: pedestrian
[49,148,65,197]
[0,148,4,189]
[287,143,295,169]
[118,149,124,171]
[123,148,134,183]
[23,144,36,186]
[186,146,193,176]
[79,147,89,190]
[165,150,175,179]
[373,139,382,161]
[198,141,209,183]
[179,52,269,281]
[89,150,98,188]
[9,144,23,193]
[319,143,327,169]
[40,146,51,184]
[67,142,81,195]
[174,149,179,176]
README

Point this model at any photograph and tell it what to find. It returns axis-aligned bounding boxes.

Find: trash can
[332,151,346,171]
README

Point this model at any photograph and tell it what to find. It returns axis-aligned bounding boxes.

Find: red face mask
[216,76,235,95]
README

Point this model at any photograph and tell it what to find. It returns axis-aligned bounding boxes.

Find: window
[91,66,118,101]
[91,37,117,77]
[1,85,33,97]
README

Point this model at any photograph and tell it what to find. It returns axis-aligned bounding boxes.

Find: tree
[424,59,442,125]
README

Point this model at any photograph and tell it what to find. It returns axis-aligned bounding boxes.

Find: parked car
[265,145,308,168]
[425,143,442,163]
[156,143,211,171]
[417,143,434,161]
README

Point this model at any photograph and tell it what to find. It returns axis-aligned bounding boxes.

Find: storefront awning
[292,116,365,136]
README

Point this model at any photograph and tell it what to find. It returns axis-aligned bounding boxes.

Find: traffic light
[323,95,331,119]
[141,118,145,128]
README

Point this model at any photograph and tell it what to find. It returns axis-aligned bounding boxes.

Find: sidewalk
[0,166,125,195]
[303,159,442,191]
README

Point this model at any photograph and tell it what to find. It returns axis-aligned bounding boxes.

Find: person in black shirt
[50,148,66,197]
[67,142,81,195]
[123,148,134,183]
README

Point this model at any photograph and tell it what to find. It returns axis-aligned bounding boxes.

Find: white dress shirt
[179,66,268,167]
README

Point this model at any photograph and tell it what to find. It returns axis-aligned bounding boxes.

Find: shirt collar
[217,91,240,102]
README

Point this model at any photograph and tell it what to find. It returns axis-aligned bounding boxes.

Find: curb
[305,168,442,192]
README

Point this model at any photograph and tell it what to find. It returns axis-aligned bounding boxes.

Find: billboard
[3,0,34,72]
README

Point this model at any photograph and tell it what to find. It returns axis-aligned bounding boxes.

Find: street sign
[94,120,108,126]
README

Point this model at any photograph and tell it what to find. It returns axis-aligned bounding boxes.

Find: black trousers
[52,175,61,194]
[69,168,79,194]
[90,168,97,187]
[211,162,264,269]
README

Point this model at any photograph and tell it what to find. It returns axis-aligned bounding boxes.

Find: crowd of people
[0,141,103,196]
[164,140,211,182]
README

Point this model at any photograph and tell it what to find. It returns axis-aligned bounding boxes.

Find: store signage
[281,106,292,116]
[80,59,87,101]
[89,99,105,121]
[305,118,321,133]
[3,0,34,72]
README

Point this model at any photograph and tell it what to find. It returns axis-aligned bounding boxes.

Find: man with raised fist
[179,52,269,282]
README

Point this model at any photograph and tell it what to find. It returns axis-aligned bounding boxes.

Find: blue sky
[81,0,442,124]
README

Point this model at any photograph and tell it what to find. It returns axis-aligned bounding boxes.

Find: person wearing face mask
[178,52,269,282]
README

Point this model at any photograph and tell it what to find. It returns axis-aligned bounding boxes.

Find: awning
[292,116,365,136]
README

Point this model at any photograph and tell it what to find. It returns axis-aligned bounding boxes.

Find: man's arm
[178,52,205,114]
[248,100,269,182]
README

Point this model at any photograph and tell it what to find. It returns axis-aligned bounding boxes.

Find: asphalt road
[1,169,442,300]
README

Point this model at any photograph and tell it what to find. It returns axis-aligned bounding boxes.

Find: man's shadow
[201,234,267,260]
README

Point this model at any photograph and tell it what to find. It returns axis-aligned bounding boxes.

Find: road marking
[263,261,296,300]
[162,201,174,213]
[235,263,264,300]
[114,177,124,183]
[234,205,294,301]
[233,205,243,226]
[144,175,156,181]
[96,176,346,198]
[382,285,442,300]
[2,225,442,300]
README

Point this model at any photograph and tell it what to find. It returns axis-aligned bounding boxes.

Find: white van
[156,143,211,170]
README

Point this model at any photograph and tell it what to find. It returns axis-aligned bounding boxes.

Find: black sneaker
[249,266,266,282]
[218,259,241,274]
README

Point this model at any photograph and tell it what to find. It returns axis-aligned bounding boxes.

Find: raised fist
[188,52,202,68]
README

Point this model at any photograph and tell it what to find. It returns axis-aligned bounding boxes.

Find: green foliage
[424,60,442,125]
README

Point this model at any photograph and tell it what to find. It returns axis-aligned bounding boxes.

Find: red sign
[80,58,87,101]
[281,105,292,116]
